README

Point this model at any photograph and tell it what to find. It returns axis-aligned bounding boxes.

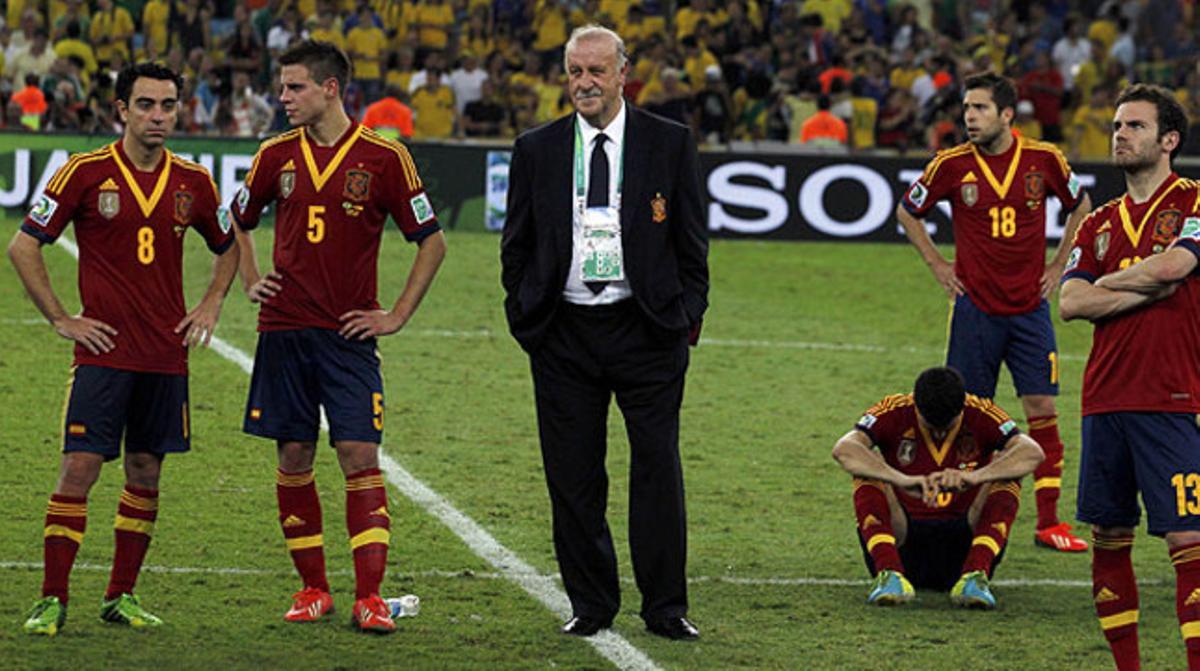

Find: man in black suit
[500,25,709,640]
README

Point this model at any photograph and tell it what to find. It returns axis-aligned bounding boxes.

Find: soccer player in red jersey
[1060,84,1200,671]
[833,367,1044,609]
[7,63,238,636]
[230,41,446,634]
[897,72,1093,553]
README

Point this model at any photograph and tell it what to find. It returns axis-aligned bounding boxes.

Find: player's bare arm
[1042,191,1093,298]
[339,229,447,340]
[233,226,282,303]
[832,429,937,503]
[1059,276,1172,322]
[7,231,117,355]
[174,239,240,348]
[896,202,963,298]
[1094,246,1198,294]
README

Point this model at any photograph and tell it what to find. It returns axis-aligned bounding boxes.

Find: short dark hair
[913,367,966,430]
[1115,83,1190,161]
[963,71,1017,119]
[279,40,352,98]
[115,62,183,104]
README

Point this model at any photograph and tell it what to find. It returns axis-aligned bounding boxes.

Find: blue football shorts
[63,365,190,461]
[946,293,1059,398]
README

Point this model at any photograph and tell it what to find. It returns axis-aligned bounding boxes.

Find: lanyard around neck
[574,116,625,208]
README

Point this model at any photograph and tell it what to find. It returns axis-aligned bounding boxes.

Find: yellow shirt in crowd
[415,2,453,50]
[142,0,169,56]
[346,24,386,80]
[90,7,134,63]
[411,84,455,139]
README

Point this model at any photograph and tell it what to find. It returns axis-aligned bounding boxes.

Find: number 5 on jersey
[307,205,325,243]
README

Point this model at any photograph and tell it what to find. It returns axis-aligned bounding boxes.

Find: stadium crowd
[0,0,1197,159]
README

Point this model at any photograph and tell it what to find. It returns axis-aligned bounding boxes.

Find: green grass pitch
[0,225,1187,669]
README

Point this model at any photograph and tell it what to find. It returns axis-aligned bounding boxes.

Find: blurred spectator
[413,0,453,67]
[142,0,170,57]
[681,35,718,92]
[172,0,212,55]
[7,9,39,62]
[1068,85,1115,161]
[226,20,263,76]
[798,93,847,148]
[227,70,272,137]
[1135,45,1175,87]
[448,50,488,116]
[818,53,853,94]
[53,0,90,42]
[1019,50,1065,142]
[641,66,690,125]
[410,67,454,139]
[693,64,732,145]
[1014,99,1043,140]
[460,8,494,59]
[676,0,726,42]
[266,5,299,56]
[308,6,344,49]
[533,61,567,124]
[877,87,916,152]
[8,29,56,86]
[531,0,568,71]
[460,77,507,137]
[385,47,416,96]
[847,77,877,150]
[346,4,385,103]
[54,21,96,87]
[732,69,772,140]
[90,0,133,66]
[12,73,47,130]
[361,82,414,139]
[1109,16,1135,75]
[408,50,445,93]
[1051,15,1091,91]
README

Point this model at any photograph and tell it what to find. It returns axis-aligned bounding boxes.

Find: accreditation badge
[580,206,624,282]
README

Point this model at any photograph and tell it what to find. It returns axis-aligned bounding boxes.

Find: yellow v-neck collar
[1118,174,1185,248]
[109,142,172,219]
[299,123,363,193]
[917,416,962,467]
[970,135,1023,200]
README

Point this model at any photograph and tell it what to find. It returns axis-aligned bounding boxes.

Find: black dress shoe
[561,615,611,637]
[645,616,700,640]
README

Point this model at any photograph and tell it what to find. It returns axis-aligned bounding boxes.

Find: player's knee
[1166,530,1200,552]
[1021,394,1056,418]
[124,453,163,489]
[55,452,104,496]
[277,441,317,472]
[1093,525,1135,541]
[334,441,379,475]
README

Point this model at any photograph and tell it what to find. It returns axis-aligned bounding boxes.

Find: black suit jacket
[500,104,710,353]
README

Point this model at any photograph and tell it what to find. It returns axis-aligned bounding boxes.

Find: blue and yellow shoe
[866,569,915,606]
[950,571,996,609]
[100,593,163,628]
[23,596,66,636]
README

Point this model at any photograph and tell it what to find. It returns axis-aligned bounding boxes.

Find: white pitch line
[50,235,659,671]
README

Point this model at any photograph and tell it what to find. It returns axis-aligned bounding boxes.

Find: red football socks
[105,485,158,600]
[277,469,329,593]
[346,468,390,600]
[853,478,903,574]
[1028,414,1064,530]
[1094,532,1140,671]
[962,481,1019,575]
[42,493,87,605]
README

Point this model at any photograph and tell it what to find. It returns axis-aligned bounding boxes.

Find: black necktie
[585,133,610,294]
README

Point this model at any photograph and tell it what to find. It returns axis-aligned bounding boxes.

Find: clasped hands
[899,469,977,504]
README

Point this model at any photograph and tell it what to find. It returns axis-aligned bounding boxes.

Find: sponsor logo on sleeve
[1181,217,1200,241]
[907,182,928,209]
[858,413,877,429]
[28,194,58,226]
[218,207,232,234]
[410,192,435,225]
[999,420,1017,434]
[1065,246,1082,271]
[235,186,249,213]
[1068,172,1082,199]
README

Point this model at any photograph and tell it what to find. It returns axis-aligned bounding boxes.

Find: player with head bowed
[9,62,239,635]
[1060,83,1200,671]
[832,367,1044,608]
[230,40,446,634]
[897,72,1093,554]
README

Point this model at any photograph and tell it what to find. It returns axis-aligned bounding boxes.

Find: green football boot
[100,593,163,628]
[950,570,997,610]
[866,569,915,606]
[23,596,66,636]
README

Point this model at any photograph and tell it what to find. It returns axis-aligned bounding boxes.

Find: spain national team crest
[651,192,667,223]
[173,190,193,225]
[1025,171,1044,209]
[1154,209,1183,247]
[958,435,979,462]
[1095,231,1110,261]
[280,170,295,199]
[961,183,978,207]
[897,439,916,466]
[98,191,119,219]
[343,169,372,202]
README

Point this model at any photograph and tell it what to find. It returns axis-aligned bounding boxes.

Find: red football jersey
[1063,174,1200,415]
[230,122,440,331]
[20,142,232,375]
[902,134,1085,315]
[854,393,1021,520]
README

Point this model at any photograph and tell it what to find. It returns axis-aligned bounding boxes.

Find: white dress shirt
[564,99,633,306]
